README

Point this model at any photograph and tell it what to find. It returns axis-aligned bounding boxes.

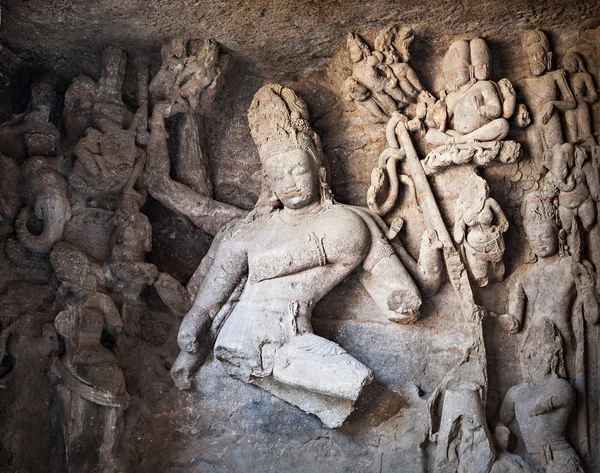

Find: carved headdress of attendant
[443,39,472,91]
[247,84,333,210]
[521,192,566,257]
[521,192,559,227]
[522,29,552,75]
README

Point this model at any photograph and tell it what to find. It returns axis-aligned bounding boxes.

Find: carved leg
[453,118,509,144]
[98,407,125,473]
[559,206,576,233]
[565,109,579,144]
[526,125,546,172]
[372,91,399,116]
[491,260,506,283]
[464,245,489,287]
[578,198,597,232]
[576,105,596,146]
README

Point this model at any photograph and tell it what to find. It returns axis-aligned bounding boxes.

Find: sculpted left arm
[489,198,509,232]
[582,73,598,103]
[531,381,574,416]
[552,70,577,111]
[95,293,124,338]
[178,223,248,353]
[478,85,503,119]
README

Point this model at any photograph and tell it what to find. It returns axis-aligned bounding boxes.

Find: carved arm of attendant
[453,216,466,245]
[541,71,576,124]
[530,386,574,416]
[498,274,526,334]
[476,86,503,120]
[489,198,509,232]
[395,64,424,100]
[88,292,124,339]
[580,73,598,103]
[74,129,104,177]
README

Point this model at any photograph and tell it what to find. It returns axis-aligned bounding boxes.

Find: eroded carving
[49,281,129,473]
[423,38,522,174]
[171,85,436,427]
[453,174,509,286]
[520,30,576,169]
[562,52,598,149]
[498,320,583,473]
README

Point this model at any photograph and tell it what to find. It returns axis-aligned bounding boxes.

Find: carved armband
[309,232,327,267]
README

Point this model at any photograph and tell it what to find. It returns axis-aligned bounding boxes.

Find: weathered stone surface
[0,3,600,473]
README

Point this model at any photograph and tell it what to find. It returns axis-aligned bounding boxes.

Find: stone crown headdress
[522,29,550,53]
[248,83,320,162]
[521,192,557,225]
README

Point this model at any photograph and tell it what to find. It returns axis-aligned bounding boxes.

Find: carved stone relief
[0,10,600,473]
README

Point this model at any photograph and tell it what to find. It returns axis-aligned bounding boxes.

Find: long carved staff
[386,113,483,323]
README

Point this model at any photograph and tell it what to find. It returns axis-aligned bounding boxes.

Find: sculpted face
[563,55,578,74]
[525,221,558,258]
[445,67,470,90]
[527,44,549,76]
[264,148,320,210]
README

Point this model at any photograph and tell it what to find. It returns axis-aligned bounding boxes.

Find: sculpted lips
[280,189,314,199]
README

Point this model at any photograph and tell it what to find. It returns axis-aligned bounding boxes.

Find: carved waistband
[51,358,129,409]
[529,439,573,457]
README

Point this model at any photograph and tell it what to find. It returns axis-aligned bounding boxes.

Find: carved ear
[547,51,553,71]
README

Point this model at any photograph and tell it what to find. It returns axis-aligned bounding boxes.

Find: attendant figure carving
[562,52,598,148]
[520,30,576,169]
[422,38,521,173]
[499,193,598,456]
[145,39,247,237]
[49,279,129,473]
[543,143,599,236]
[497,320,583,473]
[453,174,509,286]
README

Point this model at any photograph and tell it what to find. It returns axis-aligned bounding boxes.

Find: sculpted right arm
[499,273,526,334]
[177,224,248,353]
[497,385,518,427]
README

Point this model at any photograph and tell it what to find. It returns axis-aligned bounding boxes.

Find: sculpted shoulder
[320,205,371,265]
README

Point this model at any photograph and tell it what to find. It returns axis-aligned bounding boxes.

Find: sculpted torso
[518,257,575,340]
[509,378,574,453]
[522,72,562,118]
[246,206,370,302]
[448,81,502,134]
[463,202,497,246]
[354,57,386,91]
[212,204,371,378]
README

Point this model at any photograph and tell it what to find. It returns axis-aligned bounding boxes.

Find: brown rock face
[1,2,600,473]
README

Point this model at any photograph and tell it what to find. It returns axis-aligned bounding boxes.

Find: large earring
[319,166,334,207]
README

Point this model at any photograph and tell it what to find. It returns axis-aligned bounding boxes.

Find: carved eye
[291,166,308,176]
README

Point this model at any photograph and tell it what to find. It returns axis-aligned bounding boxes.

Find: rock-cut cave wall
[0,1,600,472]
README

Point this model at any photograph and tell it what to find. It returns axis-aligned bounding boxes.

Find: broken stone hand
[177,309,212,353]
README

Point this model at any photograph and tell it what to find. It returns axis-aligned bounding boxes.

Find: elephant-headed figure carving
[543,143,599,236]
[15,156,71,254]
